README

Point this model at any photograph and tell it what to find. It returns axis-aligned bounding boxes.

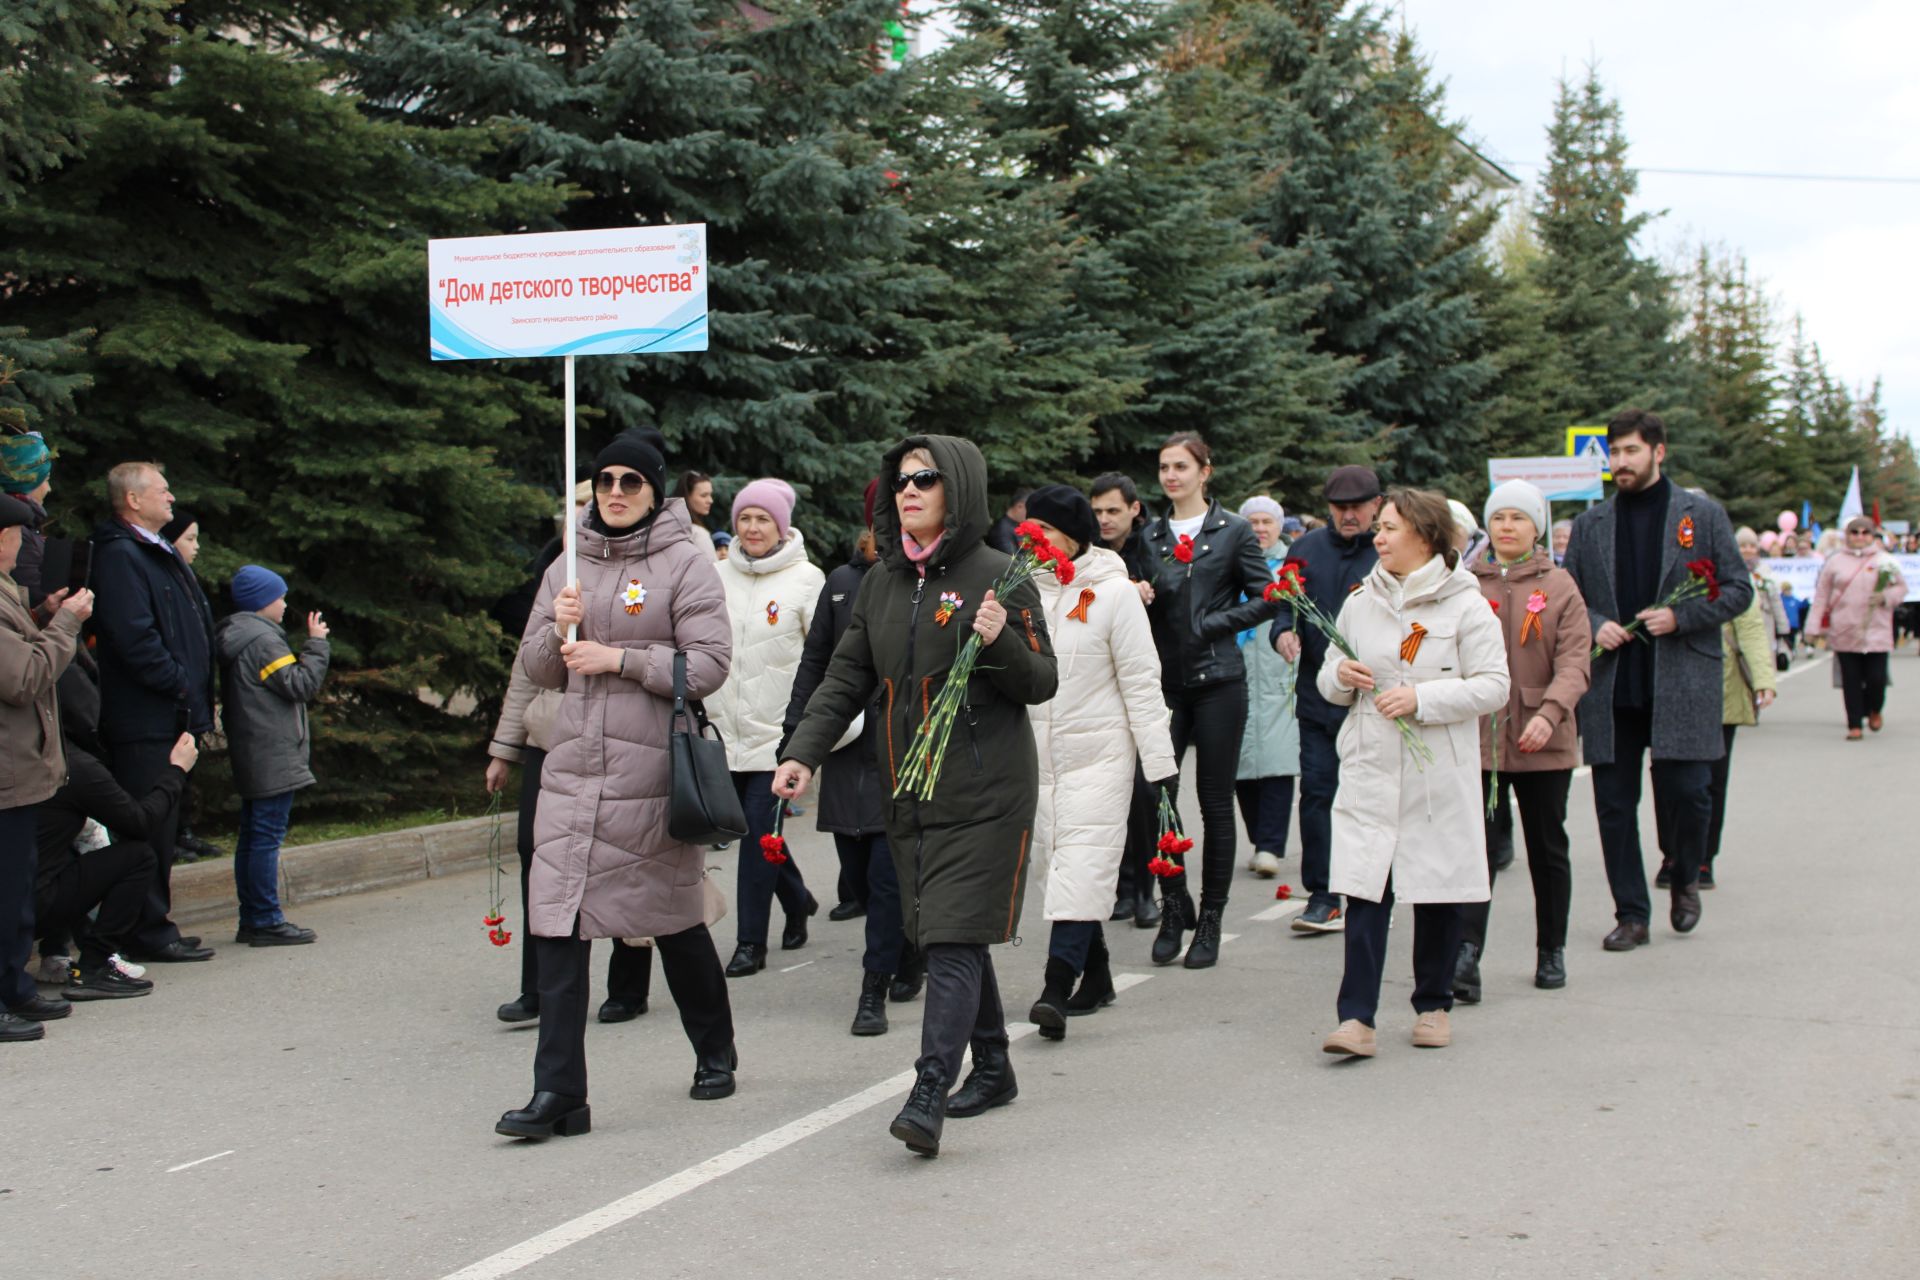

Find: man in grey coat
[1562,410,1751,949]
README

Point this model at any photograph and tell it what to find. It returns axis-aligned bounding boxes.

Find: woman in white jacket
[707,479,827,977]
[1022,487,1178,1041]
[1317,489,1508,1059]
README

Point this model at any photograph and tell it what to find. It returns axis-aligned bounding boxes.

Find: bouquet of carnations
[1591,558,1721,659]
[893,522,1074,802]
[1266,560,1434,769]
[1147,787,1194,878]
[760,806,789,865]
[482,790,511,947]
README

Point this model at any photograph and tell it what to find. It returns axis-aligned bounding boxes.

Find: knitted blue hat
[232,565,288,613]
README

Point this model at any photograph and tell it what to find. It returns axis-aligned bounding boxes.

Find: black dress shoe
[9,993,71,1021]
[828,900,866,922]
[241,922,316,947]
[946,1043,1017,1118]
[1133,891,1160,928]
[1535,947,1567,990]
[690,1045,739,1100]
[1670,884,1702,934]
[781,893,819,951]
[890,1066,948,1156]
[179,937,202,949]
[1,1010,46,1042]
[851,971,889,1036]
[597,997,647,1023]
[176,830,222,860]
[497,994,540,1023]
[496,1092,591,1139]
[1452,941,1483,1004]
[725,943,767,977]
[136,940,215,963]
[1150,885,1193,966]
[1183,905,1224,969]
[889,951,924,1003]
[1602,921,1650,951]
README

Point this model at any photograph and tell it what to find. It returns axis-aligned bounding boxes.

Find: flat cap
[1323,465,1381,504]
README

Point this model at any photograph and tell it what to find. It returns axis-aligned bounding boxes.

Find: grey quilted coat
[214,611,330,799]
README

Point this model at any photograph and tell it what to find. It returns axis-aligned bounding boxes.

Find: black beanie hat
[1024,484,1097,557]
[593,431,667,504]
[0,493,37,530]
[160,510,196,544]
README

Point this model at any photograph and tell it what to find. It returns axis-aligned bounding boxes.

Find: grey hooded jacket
[215,611,330,799]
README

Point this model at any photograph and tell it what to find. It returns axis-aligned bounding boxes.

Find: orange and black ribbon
[1066,588,1096,623]
[1399,621,1428,664]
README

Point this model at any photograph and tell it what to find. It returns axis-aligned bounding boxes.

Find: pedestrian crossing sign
[1566,426,1611,481]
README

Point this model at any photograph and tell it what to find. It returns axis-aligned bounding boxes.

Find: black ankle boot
[1534,946,1566,990]
[889,948,924,1003]
[946,1042,1018,1117]
[496,993,539,1023]
[1066,931,1115,1015]
[1183,905,1224,969]
[851,971,889,1036]
[725,943,767,977]
[1150,883,1194,966]
[496,1092,591,1139]
[890,1065,949,1156]
[1028,958,1075,1041]
[1453,941,1483,1005]
[781,893,819,950]
[690,1044,738,1100]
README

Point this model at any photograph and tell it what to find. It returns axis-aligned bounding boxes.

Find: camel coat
[1317,557,1509,905]
[1469,550,1591,772]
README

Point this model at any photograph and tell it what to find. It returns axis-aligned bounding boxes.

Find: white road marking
[777,961,814,973]
[1249,900,1307,923]
[445,927,1258,1276]
[166,1150,234,1174]
[1776,653,1833,682]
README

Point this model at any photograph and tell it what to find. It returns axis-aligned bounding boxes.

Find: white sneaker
[1249,850,1282,878]
[37,954,73,985]
[109,954,147,980]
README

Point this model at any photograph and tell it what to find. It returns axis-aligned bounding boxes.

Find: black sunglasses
[595,470,648,496]
[892,468,943,494]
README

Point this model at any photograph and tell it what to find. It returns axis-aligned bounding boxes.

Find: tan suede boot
[1321,1020,1377,1057]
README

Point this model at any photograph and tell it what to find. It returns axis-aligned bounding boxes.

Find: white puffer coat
[708,530,825,772]
[1031,547,1178,921]
[1316,555,1509,905]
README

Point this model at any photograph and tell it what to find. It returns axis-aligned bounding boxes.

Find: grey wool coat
[1561,485,1752,765]
[520,499,732,941]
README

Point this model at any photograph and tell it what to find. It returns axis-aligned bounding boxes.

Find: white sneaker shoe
[37,954,73,985]
[1249,850,1282,878]
[109,954,148,980]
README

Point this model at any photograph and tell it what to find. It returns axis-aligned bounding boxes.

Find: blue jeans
[733,771,809,948]
[234,792,295,928]
[837,833,903,975]
[1298,717,1342,908]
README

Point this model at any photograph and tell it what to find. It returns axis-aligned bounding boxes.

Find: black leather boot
[690,1044,739,1100]
[496,1092,591,1140]
[890,1065,948,1156]
[725,943,767,977]
[945,1042,1018,1117]
[1134,884,1161,928]
[1534,947,1567,990]
[1150,883,1194,966]
[597,996,646,1023]
[1027,958,1075,1041]
[851,971,890,1036]
[496,993,539,1024]
[1066,930,1115,1015]
[781,893,819,951]
[1183,905,1224,969]
[889,948,924,1003]
[1452,941,1483,1005]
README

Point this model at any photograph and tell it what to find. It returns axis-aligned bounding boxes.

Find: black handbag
[667,652,747,846]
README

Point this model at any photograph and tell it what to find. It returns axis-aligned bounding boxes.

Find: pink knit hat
[731,478,798,538]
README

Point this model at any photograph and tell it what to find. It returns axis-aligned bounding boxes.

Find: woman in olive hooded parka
[776,435,1058,1157]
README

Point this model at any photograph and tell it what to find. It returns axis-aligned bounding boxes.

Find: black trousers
[1461,770,1572,954]
[916,942,1008,1085]
[733,770,809,948]
[1591,708,1712,924]
[837,833,905,975]
[1337,879,1463,1027]
[1234,775,1296,856]
[36,841,156,972]
[1164,679,1249,909]
[512,748,651,1006]
[834,836,870,909]
[532,922,733,1098]
[1836,651,1890,729]
[1297,717,1341,907]
[0,806,37,1008]
[1115,764,1156,907]
[1705,724,1738,865]
[113,739,184,952]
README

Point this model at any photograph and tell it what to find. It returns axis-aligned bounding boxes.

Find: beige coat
[0,576,80,808]
[487,658,561,763]
[1317,557,1510,905]
[1030,547,1178,921]
[707,529,824,772]
[1470,551,1591,772]
[520,500,732,940]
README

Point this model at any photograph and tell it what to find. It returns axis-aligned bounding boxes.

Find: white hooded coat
[1316,555,1509,905]
[1030,547,1179,921]
[708,529,825,772]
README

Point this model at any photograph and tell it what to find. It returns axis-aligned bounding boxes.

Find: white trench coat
[1316,556,1509,905]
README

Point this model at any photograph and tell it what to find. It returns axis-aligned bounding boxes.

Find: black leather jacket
[1142,500,1280,692]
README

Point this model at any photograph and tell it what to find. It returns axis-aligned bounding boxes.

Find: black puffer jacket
[779,543,886,836]
[1141,500,1280,692]
[88,518,215,744]
[783,435,1058,947]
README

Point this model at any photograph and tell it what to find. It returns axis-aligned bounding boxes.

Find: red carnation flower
[1054,556,1076,586]
[1014,520,1046,544]
[760,833,789,865]
[1275,883,1292,900]
[1489,599,1500,613]
[1173,535,1195,564]
[1263,580,1284,603]
[488,927,512,947]
[483,914,505,927]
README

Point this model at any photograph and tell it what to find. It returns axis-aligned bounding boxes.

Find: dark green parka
[783,435,1058,947]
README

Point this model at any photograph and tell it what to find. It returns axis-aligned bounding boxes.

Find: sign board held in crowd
[1565,425,1611,481]
[1487,454,1604,503]
[1763,556,1920,599]
[425,224,710,636]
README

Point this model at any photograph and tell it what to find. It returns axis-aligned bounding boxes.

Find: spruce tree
[1678,246,1782,524]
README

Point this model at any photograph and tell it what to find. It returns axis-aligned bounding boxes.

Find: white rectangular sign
[1487,455,1604,502]
[428,224,708,361]
[1763,555,1920,600]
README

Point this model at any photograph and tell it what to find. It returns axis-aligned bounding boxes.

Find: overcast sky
[1398,0,1919,438]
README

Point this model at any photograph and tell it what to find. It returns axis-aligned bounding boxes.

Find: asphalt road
[3,651,1915,1280]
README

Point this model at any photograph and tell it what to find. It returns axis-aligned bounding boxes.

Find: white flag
[1838,466,1864,525]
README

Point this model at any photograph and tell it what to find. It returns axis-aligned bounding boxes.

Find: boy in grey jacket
[215,566,329,946]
